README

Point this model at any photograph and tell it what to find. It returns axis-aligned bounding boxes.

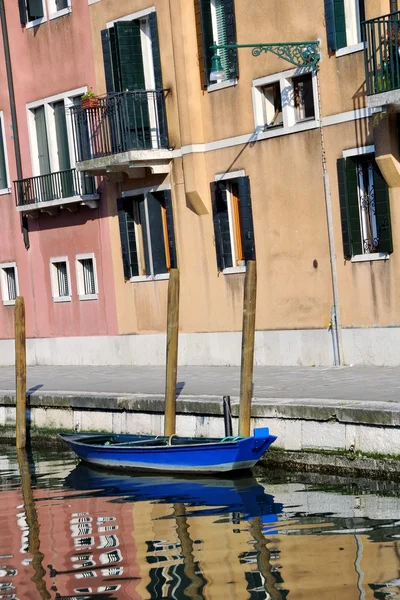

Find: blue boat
[58,427,276,474]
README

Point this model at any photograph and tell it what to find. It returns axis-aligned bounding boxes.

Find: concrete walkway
[0,364,398,402]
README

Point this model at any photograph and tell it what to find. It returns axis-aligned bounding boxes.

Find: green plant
[81,88,97,100]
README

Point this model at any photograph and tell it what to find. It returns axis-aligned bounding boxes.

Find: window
[324,0,365,52]
[211,175,255,272]
[0,263,19,305]
[253,68,318,133]
[0,113,9,193]
[195,0,238,87]
[50,258,71,301]
[48,0,70,17]
[337,154,393,259]
[117,190,177,281]
[18,0,45,25]
[76,254,98,300]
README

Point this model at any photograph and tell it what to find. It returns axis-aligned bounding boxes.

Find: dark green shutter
[210,182,232,270]
[198,0,214,87]
[54,101,70,171]
[324,0,347,51]
[114,21,145,91]
[27,0,44,20]
[101,29,116,93]
[34,106,50,175]
[237,176,255,261]
[210,182,224,271]
[147,193,167,275]
[160,190,177,269]
[18,0,27,25]
[117,199,132,280]
[0,117,7,190]
[139,199,151,275]
[336,158,362,258]
[358,0,365,42]
[337,159,352,259]
[149,12,163,89]
[223,0,239,80]
[373,161,393,254]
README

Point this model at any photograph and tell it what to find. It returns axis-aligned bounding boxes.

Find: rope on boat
[221,435,246,443]
[168,434,177,446]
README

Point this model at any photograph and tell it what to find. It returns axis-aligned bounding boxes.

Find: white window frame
[0,262,19,306]
[252,67,319,141]
[336,0,365,56]
[342,145,390,263]
[75,253,98,301]
[26,87,87,179]
[121,183,172,283]
[50,256,72,302]
[0,112,11,195]
[25,0,47,29]
[47,0,71,21]
[214,170,248,275]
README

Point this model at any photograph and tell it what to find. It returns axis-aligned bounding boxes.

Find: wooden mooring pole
[15,296,27,449]
[164,268,180,436]
[239,260,257,438]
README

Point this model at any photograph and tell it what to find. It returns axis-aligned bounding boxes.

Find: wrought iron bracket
[210,41,320,69]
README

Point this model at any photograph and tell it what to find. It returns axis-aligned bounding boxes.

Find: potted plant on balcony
[81,89,99,109]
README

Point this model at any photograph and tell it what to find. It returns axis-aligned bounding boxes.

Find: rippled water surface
[0,447,399,599]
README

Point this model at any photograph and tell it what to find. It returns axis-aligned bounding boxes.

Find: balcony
[364,11,400,107]
[14,168,99,216]
[69,90,172,180]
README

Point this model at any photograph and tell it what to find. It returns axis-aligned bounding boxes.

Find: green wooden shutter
[160,189,177,269]
[324,0,347,51]
[198,0,214,87]
[373,161,393,254]
[149,12,163,89]
[27,0,44,20]
[147,193,168,275]
[101,29,117,93]
[237,176,256,261]
[114,21,145,91]
[337,158,352,259]
[54,101,70,171]
[117,199,132,280]
[0,117,8,190]
[194,0,208,89]
[18,0,27,25]
[139,199,151,275]
[210,182,224,271]
[358,0,366,42]
[336,158,362,258]
[223,0,239,80]
[34,106,50,175]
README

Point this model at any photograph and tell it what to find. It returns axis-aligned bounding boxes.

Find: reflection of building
[0,464,400,599]
[3,2,400,367]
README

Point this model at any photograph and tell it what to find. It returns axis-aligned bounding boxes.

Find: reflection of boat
[58,427,277,474]
[65,462,282,522]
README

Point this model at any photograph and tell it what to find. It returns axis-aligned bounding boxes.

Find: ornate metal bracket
[210,41,320,69]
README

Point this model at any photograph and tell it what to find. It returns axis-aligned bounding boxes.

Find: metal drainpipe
[391,0,398,12]
[0,0,29,249]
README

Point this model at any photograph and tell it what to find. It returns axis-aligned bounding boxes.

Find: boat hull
[59,428,276,474]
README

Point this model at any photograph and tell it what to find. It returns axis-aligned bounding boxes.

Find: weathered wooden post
[239,260,257,438]
[15,296,27,449]
[164,268,180,436]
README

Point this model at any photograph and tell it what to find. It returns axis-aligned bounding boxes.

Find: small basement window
[50,257,71,302]
[0,263,19,305]
[76,254,98,300]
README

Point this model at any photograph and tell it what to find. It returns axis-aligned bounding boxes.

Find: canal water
[0,447,399,599]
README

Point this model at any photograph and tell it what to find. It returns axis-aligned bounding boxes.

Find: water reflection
[0,448,398,599]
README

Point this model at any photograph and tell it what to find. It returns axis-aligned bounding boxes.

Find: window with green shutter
[337,155,393,259]
[324,0,365,52]
[19,0,44,25]
[195,0,238,87]
[211,176,255,271]
[0,116,8,191]
[117,190,177,280]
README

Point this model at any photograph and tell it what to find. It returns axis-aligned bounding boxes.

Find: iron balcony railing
[14,168,97,207]
[69,90,170,163]
[364,10,400,96]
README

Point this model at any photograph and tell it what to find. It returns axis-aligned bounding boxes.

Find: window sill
[3,299,15,306]
[335,42,365,58]
[351,252,389,263]
[207,79,238,93]
[223,266,246,275]
[0,188,11,196]
[78,294,98,301]
[26,16,47,29]
[88,0,102,3]
[257,119,319,142]
[49,7,71,20]
[53,296,72,302]
[129,273,170,283]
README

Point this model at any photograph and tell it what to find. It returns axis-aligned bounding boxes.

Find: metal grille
[4,267,16,301]
[80,259,95,295]
[54,262,69,297]
[13,168,96,207]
